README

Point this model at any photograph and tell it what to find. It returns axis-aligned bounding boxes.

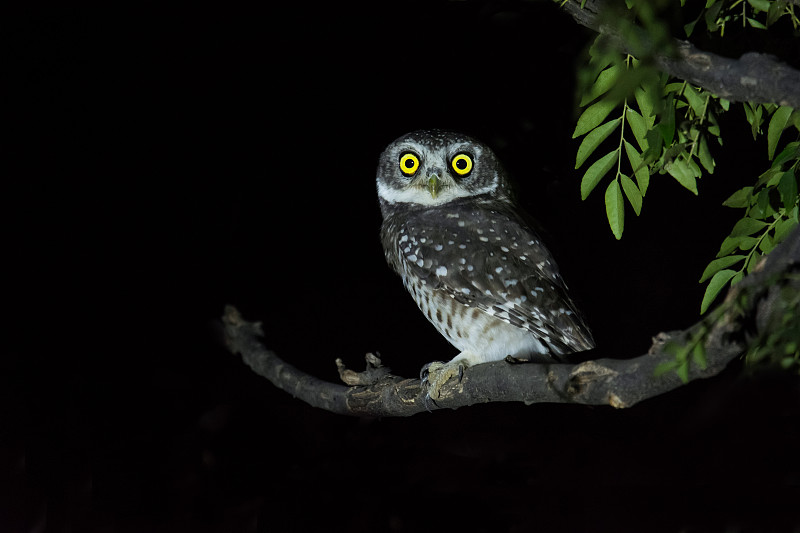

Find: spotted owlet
[376,129,594,402]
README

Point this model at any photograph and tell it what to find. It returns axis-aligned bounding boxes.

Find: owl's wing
[395,203,594,355]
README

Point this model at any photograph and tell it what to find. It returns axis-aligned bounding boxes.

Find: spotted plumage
[376,130,594,399]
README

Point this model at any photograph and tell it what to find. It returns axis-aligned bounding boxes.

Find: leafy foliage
[683,0,800,36]
[700,133,799,314]
[574,45,726,239]
[567,0,800,378]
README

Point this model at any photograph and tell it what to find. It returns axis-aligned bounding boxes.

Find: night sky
[6,2,799,532]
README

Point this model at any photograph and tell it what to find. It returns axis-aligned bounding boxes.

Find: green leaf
[747,0,771,11]
[778,169,798,210]
[746,251,763,273]
[623,140,650,196]
[717,235,755,257]
[752,188,775,219]
[666,158,698,194]
[767,0,785,26]
[581,149,619,200]
[701,269,737,314]
[573,97,620,138]
[625,108,649,151]
[774,216,799,242]
[699,255,746,282]
[676,360,690,384]
[722,186,754,208]
[759,232,775,253]
[575,118,622,169]
[657,93,676,146]
[654,360,679,378]
[692,343,708,370]
[620,174,642,215]
[730,217,769,237]
[737,236,759,251]
[605,179,625,240]
[664,82,686,95]
[683,85,705,117]
[744,103,764,139]
[768,106,794,160]
[581,64,622,106]
[642,128,663,170]
[746,17,767,29]
[773,141,800,168]
[634,87,656,126]
[791,110,800,131]
[687,157,702,178]
[716,236,739,257]
[705,1,723,29]
[756,167,784,189]
[698,134,715,173]
[684,17,699,36]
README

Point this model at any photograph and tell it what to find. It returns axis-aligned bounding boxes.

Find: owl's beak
[427,174,440,199]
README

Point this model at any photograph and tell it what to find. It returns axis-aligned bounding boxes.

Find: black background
[6,2,799,532]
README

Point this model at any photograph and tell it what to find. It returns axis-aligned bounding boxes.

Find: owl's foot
[420,360,466,409]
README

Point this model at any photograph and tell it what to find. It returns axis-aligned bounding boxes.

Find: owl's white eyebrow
[448,143,480,158]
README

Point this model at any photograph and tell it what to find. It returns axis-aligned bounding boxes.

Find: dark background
[6,2,799,532]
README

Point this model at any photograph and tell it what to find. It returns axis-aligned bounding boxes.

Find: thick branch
[560,0,800,108]
[223,226,800,417]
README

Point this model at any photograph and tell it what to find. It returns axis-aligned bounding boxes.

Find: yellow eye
[399,152,420,176]
[451,153,473,176]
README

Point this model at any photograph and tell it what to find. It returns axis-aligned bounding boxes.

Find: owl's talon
[419,361,444,384]
[422,392,437,412]
[419,360,466,408]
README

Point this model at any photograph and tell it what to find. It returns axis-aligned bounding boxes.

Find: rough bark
[559,0,800,108]
[223,226,799,417]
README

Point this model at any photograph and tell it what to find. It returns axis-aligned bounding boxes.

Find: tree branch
[559,0,800,108]
[223,226,800,417]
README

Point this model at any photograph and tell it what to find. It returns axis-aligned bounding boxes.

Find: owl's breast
[403,273,549,362]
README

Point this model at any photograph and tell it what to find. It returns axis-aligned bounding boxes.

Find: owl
[376,130,594,402]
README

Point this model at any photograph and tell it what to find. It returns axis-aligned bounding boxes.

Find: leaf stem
[616,55,634,182]
[617,99,629,180]
[688,93,711,160]
[741,215,782,276]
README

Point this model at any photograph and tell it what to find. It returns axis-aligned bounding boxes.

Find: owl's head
[376,130,512,211]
